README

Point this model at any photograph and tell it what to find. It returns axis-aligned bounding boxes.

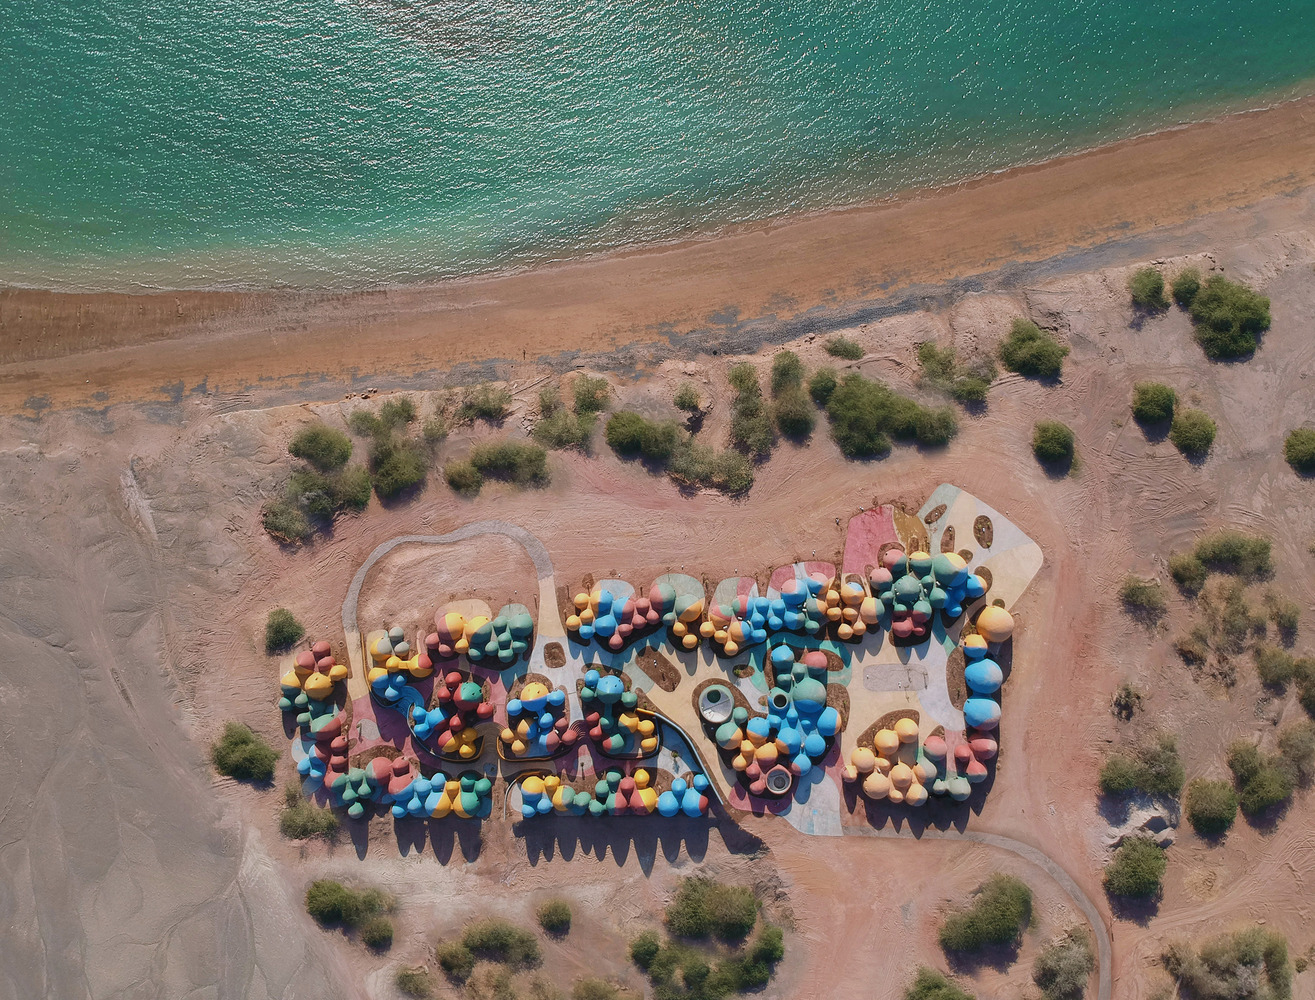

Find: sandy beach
[4,94,1315,414]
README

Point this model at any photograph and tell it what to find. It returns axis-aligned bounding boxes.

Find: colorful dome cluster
[961,633,1005,730]
[518,769,710,819]
[580,668,658,755]
[712,647,840,797]
[842,720,999,805]
[389,768,494,820]
[368,627,435,692]
[411,671,496,759]
[565,586,662,650]
[425,606,534,664]
[279,640,349,709]
[499,681,577,758]
[872,548,987,641]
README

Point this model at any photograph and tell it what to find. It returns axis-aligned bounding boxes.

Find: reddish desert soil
[5,121,1315,999]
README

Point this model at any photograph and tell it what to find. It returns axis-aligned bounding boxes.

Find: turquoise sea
[4,0,1315,289]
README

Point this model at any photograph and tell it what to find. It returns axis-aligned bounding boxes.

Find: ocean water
[4,0,1315,290]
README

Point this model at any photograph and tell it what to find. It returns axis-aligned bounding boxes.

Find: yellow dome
[859,596,881,624]
[463,615,491,640]
[890,762,914,789]
[862,772,891,799]
[573,592,590,610]
[303,672,333,700]
[681,633,699,649]
[894,718,920,743]
[875,729,900,756]
[837,623,854,640]
[910,550,931,561]
[905,783,929,807]
[678,599,704,623]
[522,775,545,796]
[566,614,582,630]
[963,633,988,652]
[699,620,715,637]
[976,605,1015,643]
[851,747,877,773]
[944,552,968,572]
[521,681,549,701]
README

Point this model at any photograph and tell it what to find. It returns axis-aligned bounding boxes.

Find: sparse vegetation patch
[1033,927,1095,1000]
[999,319,1068,379]
[1161,926,1291,1000]
[1188,274,1271,360]
[1129,267,1169,311]
[938,874,1032,952]
[1169,408,1216,458]
[1132,382,1176,425]
[211,721,278,782]
[917,342,996,404]
[1103,834,1166,898]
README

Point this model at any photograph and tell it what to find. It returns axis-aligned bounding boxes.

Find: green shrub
[773,386,816,439]
[1283,428,1315,474]
[1130,267,1169,311]
[461,918,541,967]
[1000,319,1068,378]
[469,440,549,486]
[537,898,572,935]
[1132,382,1177,425]
[571,978,631,1000]
[1098,753,1141,795]
[665,878,758,942]
[280,786,339,839]
[360,915,394,950]
[1033,927,1095,1000]
[1170,408,1217,457]
[1169,552,1208,594]
[304,880,391,929]
[262,499,314,544]
[1185,778,1238,836]
[1277,720,1315,786]
[533,407,596,449]
[826,373,957,458]
[808,367,838,405]
[1227,741,1265,785]
[1228,740,1294,817]
[573,376,611,415]
[668,440,754,494]
[369,435,428,499]
[727,364,774,457]
[913,338,998,404]
[444,459,484,494]
[938,874,1032,952]
[1254,645,1296,687]
[1194,530,1272,579]
[727,362,760,396]
[1264,591,1300,643]
[289,424,353,471]
[423,415,448,444]
[347,409,385,437]
[904,967,975,1000]
[605,411,680,461]
[1112,683,1144,721]
[395,967,435,998]
[674,382,701,412]
[1103,835,1166,898]
[456,383,513,423]
[1162,925,1290,1000]
[1120,576,1166,622]
[824,335,864,360]
[1189,275,1271,360]
[1099,735,1182,798]
[379,397,417,428]
[629,930,661,971]
[1032,421,1075,464]
[1171,268,1201,308]
[770,351,805,395]
[332,465,373,512]
[265,608,305,652]
[211,722,279,782]
[435,940,476,981]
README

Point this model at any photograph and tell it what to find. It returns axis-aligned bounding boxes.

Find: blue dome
[964,658,1003,693]
[963,697,1002,729]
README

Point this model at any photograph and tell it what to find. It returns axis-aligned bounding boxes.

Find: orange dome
[976,605,1015,643]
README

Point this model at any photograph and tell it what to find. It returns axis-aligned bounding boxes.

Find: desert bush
[368,435,428,499]
[769,351,805,395]
[629,930,661,970]
[573,376,611,415]
[1254,644,1296,687]
[1169,552,1208,594]
[1130,267,1169,311]
[1098,754,1142,795]
[727,364,774,457]
[1170,408,1217,457]
[395,967,435,998]
[674,382,701,412]
[422,414,447,444]
[469,440,549,486]
[379,397,416,428]
[1264,591,1300,643]
[808,367,838,405]
[1112,683,1144,720]
[332,466,373,511]
[1283,428,1315,474]
[435,940,476,981]
[669,440,754,494]
[540,386,564,416]
[1120,576,1167,622]
[826,373,958,457]
[1032,420,1075,464]
[571,979,632,1000]
[665,878,759,942]
[772,386,816,439]
[456,383,513,423]
[1098,735,1183,798]
[1202,579,1265,656]
[462,918,541,967]
[211,722,279,782]
[604,411,682,461]
[280,785,339,839]
[1033,927,1095,1000]
[938,874,1032,952]
[537,898,572,935]
[533,407,595,449]
[262,499,314,544]
[1184,778,1238,836]
[1174,626,1211,667]
[1227,740,1294,817]
[1189,275,1271,360]
[304,880,391,929]
[905,967,975,1000]
[1277,720,1315,786]
[360,915,394,950]
[289,424,352,471]
[824,335,864,359]
[265,607,305,652]
[914,343,997,404]
[727,361,760,396]
[1171,268,1202,308]
[444,459,484,494]
[999,319,1069,378]
[1132,382,1176,425]
[1161,925,1290,1000]
[347,409,385,437]
[1103,835,1166,898]
[1194,530,1272,579]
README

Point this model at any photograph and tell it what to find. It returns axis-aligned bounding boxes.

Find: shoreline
[4,92,1315,413]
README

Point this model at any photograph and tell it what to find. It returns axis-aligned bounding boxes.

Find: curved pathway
[340,523,1111,1000]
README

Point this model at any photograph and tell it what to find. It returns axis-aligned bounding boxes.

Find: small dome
[874,729,900,756]
[976,606,1015,643]
[894,717,919,743]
